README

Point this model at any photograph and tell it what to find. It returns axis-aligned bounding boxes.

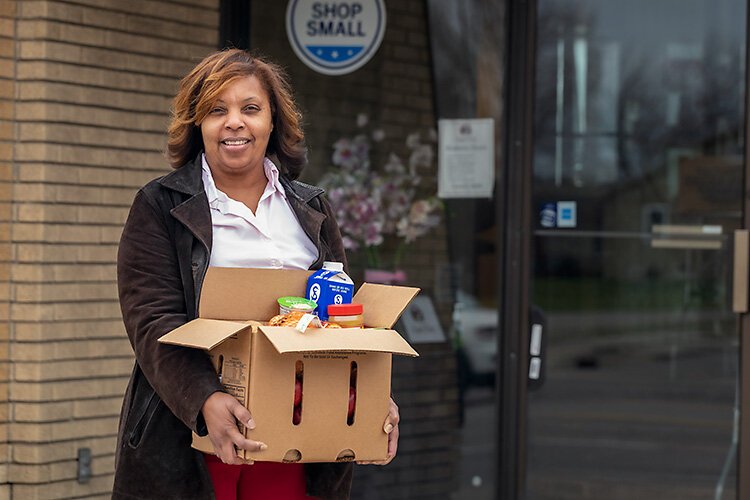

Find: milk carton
[306,262,354,320]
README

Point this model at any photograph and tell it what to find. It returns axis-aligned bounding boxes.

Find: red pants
[203,454,319,500]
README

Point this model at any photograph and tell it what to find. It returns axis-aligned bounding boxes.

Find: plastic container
[278,296,318,315]
[327,303,365,328]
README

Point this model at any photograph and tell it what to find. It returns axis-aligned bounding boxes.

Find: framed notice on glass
[437,118,495,199]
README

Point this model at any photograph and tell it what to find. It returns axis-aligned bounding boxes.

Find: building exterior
[0,1,220,498]
[0,0,749,499]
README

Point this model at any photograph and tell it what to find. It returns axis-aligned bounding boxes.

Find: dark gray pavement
[453,311,738,500]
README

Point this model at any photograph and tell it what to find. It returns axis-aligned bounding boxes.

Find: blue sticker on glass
[540,203,557,228]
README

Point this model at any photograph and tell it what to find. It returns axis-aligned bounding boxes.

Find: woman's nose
[225,108,244,129]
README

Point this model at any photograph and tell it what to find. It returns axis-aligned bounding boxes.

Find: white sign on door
[437,118,495,199]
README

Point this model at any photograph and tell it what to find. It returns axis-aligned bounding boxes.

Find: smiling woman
[111,49,400,500]
[199,76,274,212]
[167,50,307,179]
[200,76,273,170]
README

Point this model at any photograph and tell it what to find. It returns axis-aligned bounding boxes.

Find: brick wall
[0,1,17,498]
[251,2,460,498]
[7,1,219,497]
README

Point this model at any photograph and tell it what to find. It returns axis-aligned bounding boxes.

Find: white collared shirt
[202,154,319,270]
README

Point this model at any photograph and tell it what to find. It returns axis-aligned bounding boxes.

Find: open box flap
[158,318,251,350]
[258,326,419,357]
[199,267,311,320]
[352,283,421,329]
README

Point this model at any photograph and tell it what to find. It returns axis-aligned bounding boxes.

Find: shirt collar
[201,154,222,206]
[262,157,287,199]
[201,154,287,205]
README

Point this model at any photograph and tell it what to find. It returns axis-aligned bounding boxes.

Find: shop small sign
[286,0,386,75]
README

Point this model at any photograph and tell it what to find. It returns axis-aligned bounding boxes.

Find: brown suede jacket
[113,154,352,499]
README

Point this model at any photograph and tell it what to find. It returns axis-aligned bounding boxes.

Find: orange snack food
[268,310,307,327]
[268,311,342,329]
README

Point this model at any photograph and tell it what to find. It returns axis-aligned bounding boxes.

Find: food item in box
[306,262,354,321]
[327,303,365,328]
[319,321,342,329]
[268,311,342,330]
[291,358,357,428]
[277,296,318,315]
[283,449,302,463]
[348,363,357,424]
[269,310,308,327]
[293,375,303,425]
[269,311,318,333]
[294,377,303,406]
[348,385,356,420]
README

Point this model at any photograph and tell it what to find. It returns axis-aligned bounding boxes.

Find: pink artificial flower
[332,138,357,168]
[322,123,441,252]
[406,132,421,149]
[384,153,405,174]
[409,144,434,171]
[342,235,358,251]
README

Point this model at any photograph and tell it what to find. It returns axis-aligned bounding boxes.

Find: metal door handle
[733,230,749,313]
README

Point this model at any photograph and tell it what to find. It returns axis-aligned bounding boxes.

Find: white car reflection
[455,291,498,386]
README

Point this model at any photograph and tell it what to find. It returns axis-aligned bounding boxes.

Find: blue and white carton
[306,262,354,321]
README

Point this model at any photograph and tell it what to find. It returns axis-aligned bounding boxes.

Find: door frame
[740,3,750,496]
[496,0,536,498]
[499,0,750,498]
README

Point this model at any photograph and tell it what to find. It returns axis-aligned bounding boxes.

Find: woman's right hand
[201,391,267,464]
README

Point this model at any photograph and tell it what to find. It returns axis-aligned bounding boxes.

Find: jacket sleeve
[317,194,349,270]
[117,188,223,434]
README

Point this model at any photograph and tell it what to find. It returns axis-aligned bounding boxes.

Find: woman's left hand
[357,398,399,465]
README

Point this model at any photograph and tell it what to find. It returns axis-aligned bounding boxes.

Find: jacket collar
[157,154,204,196]
[158,152,326,203]
[281,177,324,203]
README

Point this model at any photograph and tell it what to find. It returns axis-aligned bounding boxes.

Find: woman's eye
[244,106,259,113]
[210,107,225,114]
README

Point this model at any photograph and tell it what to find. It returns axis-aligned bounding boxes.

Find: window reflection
[428,0,504,498]
[530,1,745,498]
[535,0,745,192]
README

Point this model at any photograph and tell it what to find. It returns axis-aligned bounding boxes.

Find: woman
[113,49,399,500]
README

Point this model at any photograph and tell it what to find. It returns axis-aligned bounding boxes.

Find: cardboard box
[158,267,420,463]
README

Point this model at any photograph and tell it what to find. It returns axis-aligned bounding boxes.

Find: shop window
[219,0,250,50]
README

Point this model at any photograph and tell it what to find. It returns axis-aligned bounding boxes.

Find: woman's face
[200,75,273,177]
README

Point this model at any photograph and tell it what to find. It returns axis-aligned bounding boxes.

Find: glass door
[527,0,746,498]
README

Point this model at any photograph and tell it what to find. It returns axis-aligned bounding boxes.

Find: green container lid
[277,296,318,313]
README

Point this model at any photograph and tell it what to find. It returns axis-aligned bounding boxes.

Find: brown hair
[167,49,307,178]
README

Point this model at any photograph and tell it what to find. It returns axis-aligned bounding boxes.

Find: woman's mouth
[221,138,250,146]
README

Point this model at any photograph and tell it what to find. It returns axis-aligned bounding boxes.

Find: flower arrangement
[319,114,442,270]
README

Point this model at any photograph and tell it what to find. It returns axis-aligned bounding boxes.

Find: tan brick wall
[0,1,17,498]
[8,1,219,497]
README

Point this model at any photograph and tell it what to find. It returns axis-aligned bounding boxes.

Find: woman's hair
[167,49,307,178]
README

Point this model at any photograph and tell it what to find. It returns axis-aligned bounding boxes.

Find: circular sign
[286,0,387,76]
